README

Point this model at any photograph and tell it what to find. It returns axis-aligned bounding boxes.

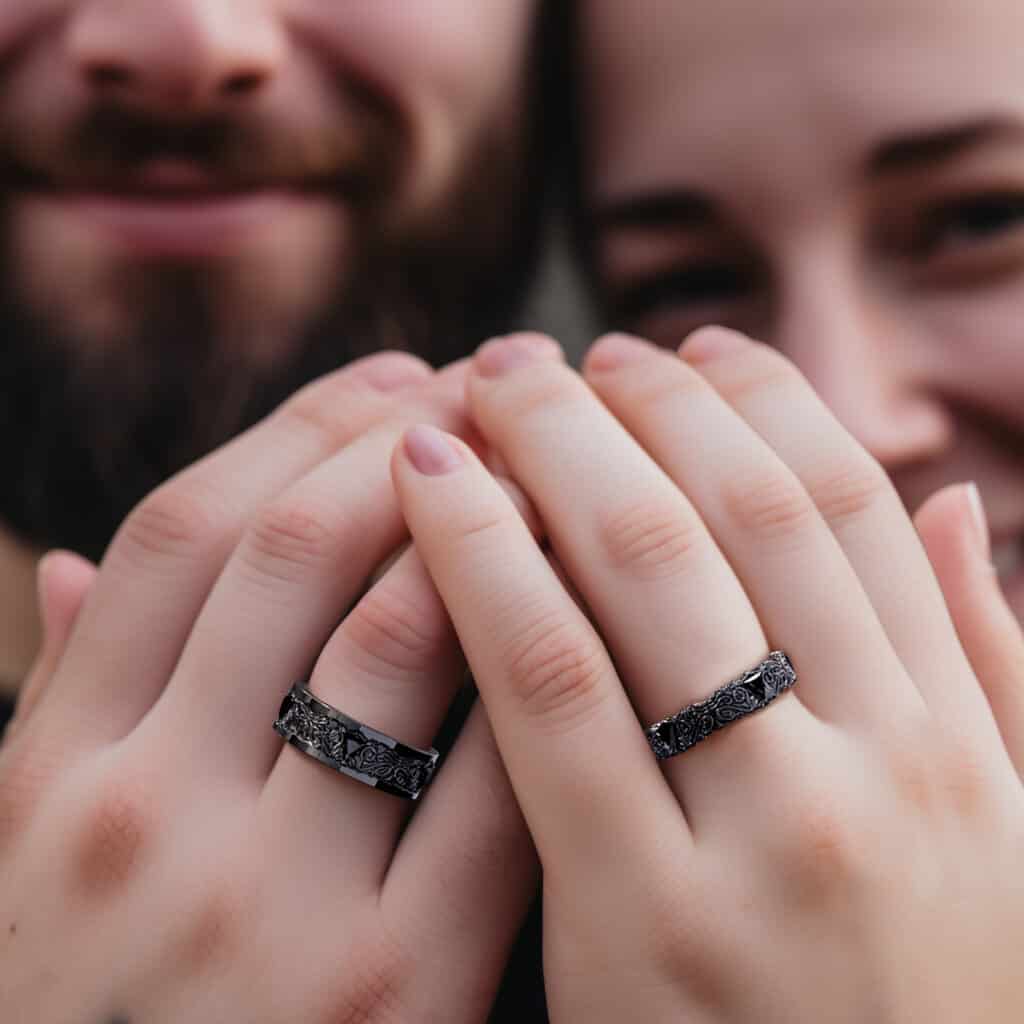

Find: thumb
[8,550,97,737]
[914,483,1024,779]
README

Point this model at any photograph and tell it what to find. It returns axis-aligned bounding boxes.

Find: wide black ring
[273,683,439,800]
[645,651,797,760]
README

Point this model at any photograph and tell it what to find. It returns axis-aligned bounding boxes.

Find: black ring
[273,683,439,800]
[645,651,797,759]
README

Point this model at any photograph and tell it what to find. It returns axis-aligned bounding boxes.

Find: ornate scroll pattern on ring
[646,651,796,760]
[274,683,439,799]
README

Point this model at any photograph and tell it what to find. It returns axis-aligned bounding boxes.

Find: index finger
[392,423,687,882]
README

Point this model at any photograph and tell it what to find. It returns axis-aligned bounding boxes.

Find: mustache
[1,100,403,200]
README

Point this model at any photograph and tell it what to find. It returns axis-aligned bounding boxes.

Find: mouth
[8,159,356,259]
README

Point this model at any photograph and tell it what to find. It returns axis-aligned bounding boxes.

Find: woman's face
[581,0,1024,620]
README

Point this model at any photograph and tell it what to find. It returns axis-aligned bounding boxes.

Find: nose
[67,0,286,111]
[771,257,953,471]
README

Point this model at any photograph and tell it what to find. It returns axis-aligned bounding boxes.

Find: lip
[8,154,346,254]
[19,185,340,259]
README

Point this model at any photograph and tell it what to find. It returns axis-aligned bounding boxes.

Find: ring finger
[258,542,465,893]
[577,331,925,731]
[668,328,996,736]
[465,335,817,817]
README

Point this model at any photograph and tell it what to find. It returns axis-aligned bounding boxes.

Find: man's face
[580,0,1024,623]
[0,0,539,558]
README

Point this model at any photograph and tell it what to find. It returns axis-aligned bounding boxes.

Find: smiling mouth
[11,158,354,259]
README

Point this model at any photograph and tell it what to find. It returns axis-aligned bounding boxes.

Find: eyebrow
[867,116,1024,176]
[590,189,715,234]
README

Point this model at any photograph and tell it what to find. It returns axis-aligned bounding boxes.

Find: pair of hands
[4,328,1024,1022]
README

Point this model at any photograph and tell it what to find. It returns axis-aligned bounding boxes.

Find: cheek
[913,283,1024,426]
[0,2,56,53]
[289,0,534,211]
[292,1,534,118]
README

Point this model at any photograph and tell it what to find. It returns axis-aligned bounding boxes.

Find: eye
[912,192,1024,259]
[611,262,757,324]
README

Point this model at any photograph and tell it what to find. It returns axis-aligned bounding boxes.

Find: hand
[0,351,536,1023]
[394,329,1024,1023]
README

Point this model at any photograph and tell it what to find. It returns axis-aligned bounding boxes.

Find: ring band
[273,683,439,800]
[645,651,797,760]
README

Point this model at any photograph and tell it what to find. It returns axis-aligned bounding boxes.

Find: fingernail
[585,332,654,372]
[361,359,432,392]
[965,482,991,561]
[474,333,562,378]
[680,326,751,364]
[404,424,465,476]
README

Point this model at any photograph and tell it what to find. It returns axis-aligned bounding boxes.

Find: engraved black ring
[645,651,797,759]
[274,683,439,800]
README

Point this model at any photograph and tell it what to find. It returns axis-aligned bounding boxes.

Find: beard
[0,119,543,563]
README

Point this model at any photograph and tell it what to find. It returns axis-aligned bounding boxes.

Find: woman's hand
[0,351,536,1023]
[394,329,1024,1023]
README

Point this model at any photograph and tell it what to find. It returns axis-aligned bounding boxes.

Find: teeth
[993,537,1023,580]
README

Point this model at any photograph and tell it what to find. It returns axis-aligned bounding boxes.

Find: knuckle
[71,773,160,901]
[279,376,381,455]
[176,874,260,981]
[0,736,66,857]
[343,583,450,679]
[118,484,223,564]
[891,728,991,821]
[938,735,992,818]
[243,497,349,586]
[722,467,816,544]
[645,898,728,1011]
[502,607,609,732]
[803,454,890,531]
[779,800,867,907]
[441,503,513,558]
[598,496,705,581]
[318,930,412,1024]
[885,731,939,817]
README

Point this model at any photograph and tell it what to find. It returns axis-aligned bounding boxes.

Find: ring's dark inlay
[645,651,796,759]
[273,683,439,800]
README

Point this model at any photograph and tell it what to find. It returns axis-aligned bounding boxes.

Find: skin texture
[0,356,540,1022]
[578,0,1024,630]
[395,331,1024,1023]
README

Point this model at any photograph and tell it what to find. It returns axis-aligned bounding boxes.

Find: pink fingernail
[585,332,653,372]
[474,333,563,378]
[404,424,465,476]
[355,354,432,392]
[680,326,751,363]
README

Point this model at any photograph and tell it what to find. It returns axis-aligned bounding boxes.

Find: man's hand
[0,351,537,1023]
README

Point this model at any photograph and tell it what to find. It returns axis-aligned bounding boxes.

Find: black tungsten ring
[273,683,439,800]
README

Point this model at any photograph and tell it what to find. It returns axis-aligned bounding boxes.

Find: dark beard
[0,122,543,563]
